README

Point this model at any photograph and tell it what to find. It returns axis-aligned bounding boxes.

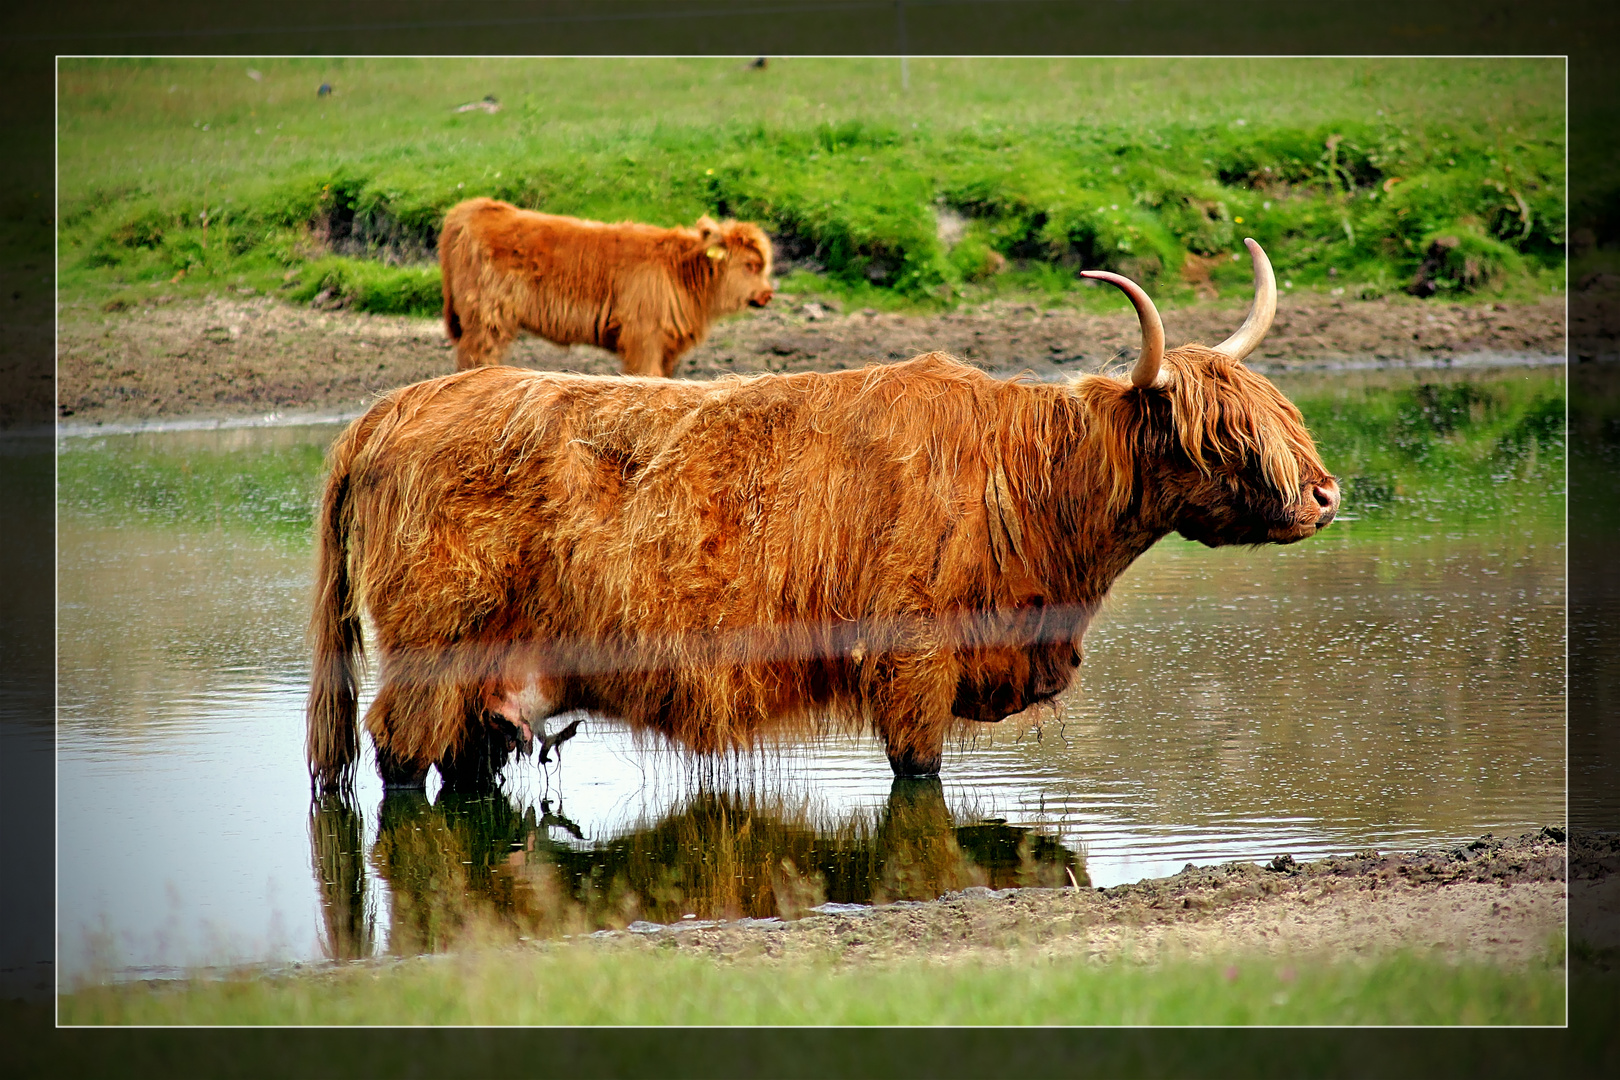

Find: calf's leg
[617,333,668,377]
[453,310,517,369]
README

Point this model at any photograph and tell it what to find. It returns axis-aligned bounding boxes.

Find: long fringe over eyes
[1071,346,1325,514]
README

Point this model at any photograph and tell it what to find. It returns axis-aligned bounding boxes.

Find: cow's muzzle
[749,288,774,308]
[1312,477,1340,527]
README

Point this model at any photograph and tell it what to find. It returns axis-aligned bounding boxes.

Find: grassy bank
[59,58,1563,317]
[60,944,1563,1026]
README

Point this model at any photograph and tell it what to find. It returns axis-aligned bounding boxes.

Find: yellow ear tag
[706,246,726,260]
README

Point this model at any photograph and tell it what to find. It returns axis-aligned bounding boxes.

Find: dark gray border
[8,2,1616,1075]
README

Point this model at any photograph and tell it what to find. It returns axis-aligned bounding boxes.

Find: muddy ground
[55,289,1567,430]
[513,829,1589,971]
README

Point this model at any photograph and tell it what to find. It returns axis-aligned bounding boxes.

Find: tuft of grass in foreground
[59,945,1564,1026]
[59,58,1563,316]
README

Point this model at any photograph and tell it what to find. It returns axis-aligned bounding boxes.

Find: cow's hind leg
[884,738,945,778]
[365,681,433,789]
[436,710,514,793]
[436,665,570,790]
[365,649,468,789]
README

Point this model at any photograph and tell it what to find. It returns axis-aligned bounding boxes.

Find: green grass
[59,58,1564,316]
[59,944,1563,1026]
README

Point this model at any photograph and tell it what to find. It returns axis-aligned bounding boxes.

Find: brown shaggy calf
[439,198,775,376]
[309,241,1338,792]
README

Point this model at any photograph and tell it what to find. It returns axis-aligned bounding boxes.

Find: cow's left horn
[1079,270,1165,388]
[1210,238,1277,361]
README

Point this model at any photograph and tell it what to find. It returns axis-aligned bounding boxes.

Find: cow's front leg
[454,311,517,369]
[657,343,686,378]
[868,651,955,778]
[617,333,669,377]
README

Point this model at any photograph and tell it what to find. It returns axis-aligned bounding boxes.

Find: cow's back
[343,359,1048,665]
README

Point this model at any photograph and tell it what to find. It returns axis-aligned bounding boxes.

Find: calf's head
[694,215,775,311]
[1083,240,1340,548]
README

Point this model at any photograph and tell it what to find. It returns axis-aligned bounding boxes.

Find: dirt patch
[549,828,1571,970]
[56,293,452,427]
[55,290,1567,429]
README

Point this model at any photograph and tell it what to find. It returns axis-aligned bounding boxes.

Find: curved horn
[1079,270,1165,388]
[1211,238,1277,361]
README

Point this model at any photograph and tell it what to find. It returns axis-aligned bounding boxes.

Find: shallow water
[56,369,1565,982]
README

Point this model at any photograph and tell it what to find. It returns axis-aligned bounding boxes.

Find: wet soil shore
[526,829,1587,971]
[55,291,1566,431]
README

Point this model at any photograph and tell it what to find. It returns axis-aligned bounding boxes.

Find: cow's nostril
[1312,477,1341,521]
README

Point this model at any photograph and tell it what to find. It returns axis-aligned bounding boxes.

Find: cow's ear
[695,215,723,245]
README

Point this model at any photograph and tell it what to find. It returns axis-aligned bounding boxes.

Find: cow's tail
[306,423,367,795]
[440,212,463,343]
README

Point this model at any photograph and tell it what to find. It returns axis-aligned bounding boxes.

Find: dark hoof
[378,756,430,790]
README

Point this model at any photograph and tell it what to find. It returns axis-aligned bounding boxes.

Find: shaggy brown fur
[307,350,1335,793]
[439,198,774,376]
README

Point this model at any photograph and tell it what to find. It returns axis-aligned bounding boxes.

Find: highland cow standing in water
[439,198,775,376]
[308,240,1338,793]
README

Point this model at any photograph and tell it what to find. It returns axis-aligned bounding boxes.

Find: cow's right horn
[1210,238,1277,362]
[1080,269,1165,388]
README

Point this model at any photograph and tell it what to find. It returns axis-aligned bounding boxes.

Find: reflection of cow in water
[308,779,1083,958]
[307,241,1338,794]
[308,795,374,961]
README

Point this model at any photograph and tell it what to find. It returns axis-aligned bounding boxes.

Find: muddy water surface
[56,370,1565,981]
